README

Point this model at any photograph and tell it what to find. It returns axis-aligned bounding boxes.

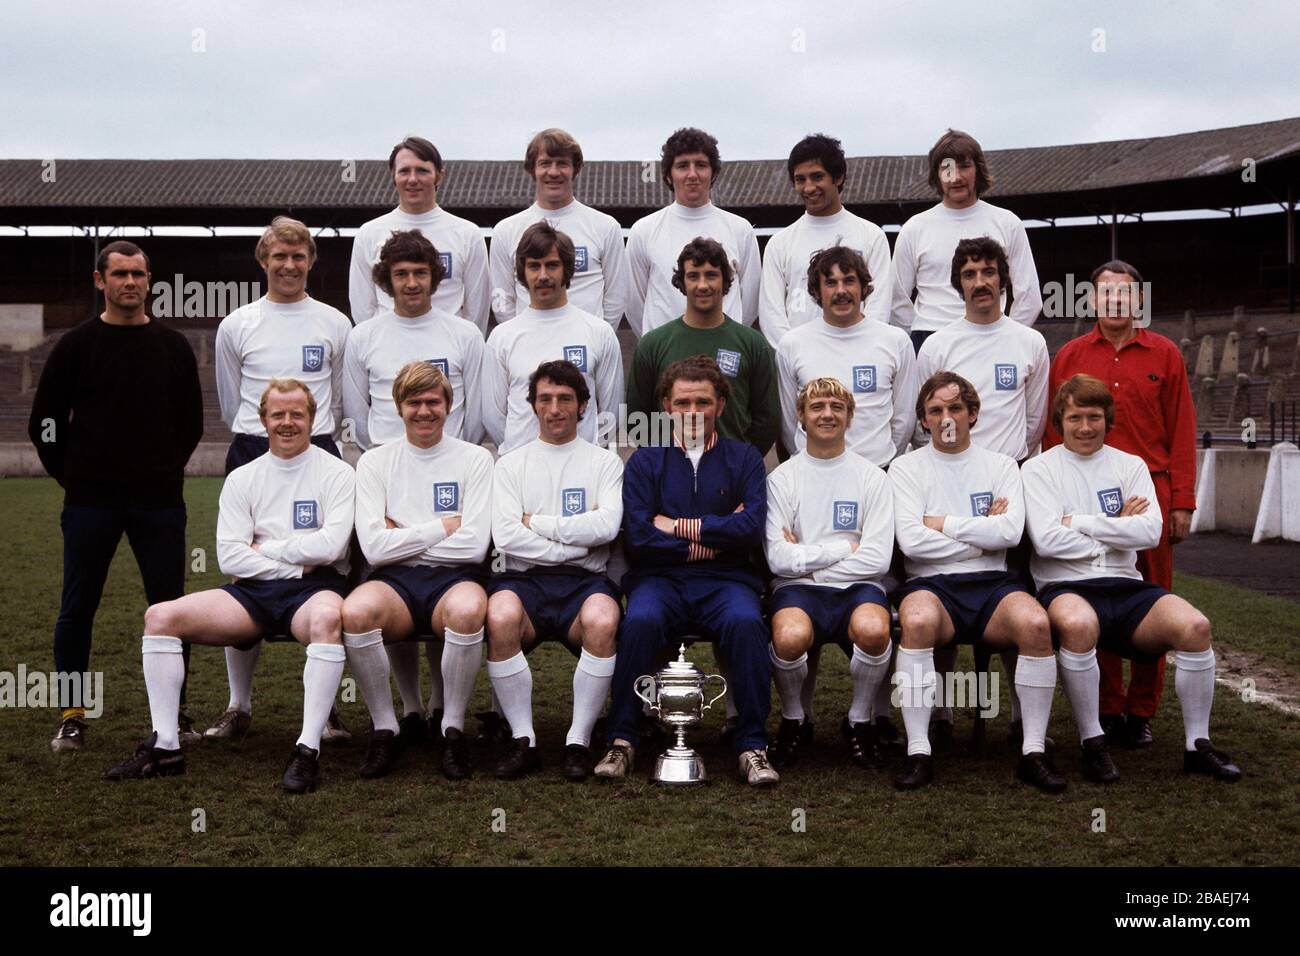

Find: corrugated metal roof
[2,116,1297,224]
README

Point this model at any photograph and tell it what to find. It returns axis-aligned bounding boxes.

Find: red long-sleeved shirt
[1044,325,1198,512]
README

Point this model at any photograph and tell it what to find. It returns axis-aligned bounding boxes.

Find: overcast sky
[2,0,1298,162]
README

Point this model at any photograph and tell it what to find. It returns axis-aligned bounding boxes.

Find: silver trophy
[635,644,727,785]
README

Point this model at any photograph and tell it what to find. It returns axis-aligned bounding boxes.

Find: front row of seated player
[107,358,1241,793]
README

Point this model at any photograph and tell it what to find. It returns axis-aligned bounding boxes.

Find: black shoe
[847,720,883,770]
[769,718,806,769]
[397,712,427,749]
[281,744,320,794]
[427,709,445,750]
[442,727,472,780]
[800,719,815,746]
[929,718,955,751]
[1080,735,1120,784]
[874,715,904,751]
[894,753,934,790]
[1016,752,1067,794]
[359,729,400,779]
[1183,738,1242,782]
[1009,720,1057,756]
[562,744,594,781]
[495,736,542,780]
[105,732,185,781]
[474,711,512,749]
[1127,714,1154,749]
[1100,713,1128,747]
[719,715,740,747]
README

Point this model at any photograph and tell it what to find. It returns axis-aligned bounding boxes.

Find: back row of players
[100,165,1241,789]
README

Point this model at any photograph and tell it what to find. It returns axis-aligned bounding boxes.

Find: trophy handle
[702,674,727,711]
[634,675,660,715]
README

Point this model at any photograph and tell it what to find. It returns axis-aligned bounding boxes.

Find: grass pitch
[0,477,1297,866]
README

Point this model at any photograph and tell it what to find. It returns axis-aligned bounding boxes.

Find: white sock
[424,640,445,712]
[386,641,423,718]
[802,646,820,721]
[769,645,808,722]
[487,651,534,746]
[1015,654,1057,756]
[142,636,184,751]
[872,645,895,720]
[568,649,615,747]
[441,627,483,734]
[1174,649,1216,750]
[849,645,891,726]
[298,643,345,751]
[1002,650,1022,722]
[1058,647,1103,742]
[223,643,260,715]
[896,646,936,756]
[344,629,399,734]
[931,642,957,724]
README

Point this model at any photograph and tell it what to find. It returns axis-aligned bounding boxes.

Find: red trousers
[1098,472,1172,718]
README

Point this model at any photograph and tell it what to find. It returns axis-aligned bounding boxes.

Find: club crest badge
[563,345,588,372]
[427,358,449,377]
[716,349,741,378]
[301,345,324,373]
[574,246,589,273]
[563,488,586,516]
[293,500,319,529]
[970,492,994,517]
[994,363,1018,390]
[433,482,459,513]
[439,251,452,280]
[833,500,858,530]
[1097,487,1123,516]
[853,365,877,393]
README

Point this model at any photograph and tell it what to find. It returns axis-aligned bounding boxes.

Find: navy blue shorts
[223,571,347,641]
[368,563,487,636]
[768,583,889,647]
[896,571,1028,645]
[489,567,621,646]
[1037,577,1169,662]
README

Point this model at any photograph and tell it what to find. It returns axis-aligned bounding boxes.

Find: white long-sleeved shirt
[353,435,494,569]
[342,306,485,450]
[776,316,918,468]
[489,199,628,331]
[625,202,760,337]
[915,316,1049,460]
[1023,444,1163,588]
[889,199,1042,333]
[215,296,352,438]
[217,445,355,580]
[492,436,624,574]
[348,206,490,333]
[482,303,624,455]
[758,208,892,347]
[889,442,1024,581]
[765,449,894,591]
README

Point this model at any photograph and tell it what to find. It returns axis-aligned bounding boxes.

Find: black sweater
[27,317,204,507]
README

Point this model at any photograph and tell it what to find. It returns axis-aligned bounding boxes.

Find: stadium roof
[2,116,1298,229]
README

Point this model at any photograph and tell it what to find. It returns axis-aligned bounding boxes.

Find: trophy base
[652,747,708,786]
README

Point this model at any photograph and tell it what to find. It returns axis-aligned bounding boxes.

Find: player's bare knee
[445,589,487,634]
[486,597,523,637]
[1183,612,1212,653]
[771,620,812,660]
[143,601,178,636]
[899,604,939,646]
[309,604,343,644]
[1016,609,1052,655]
[852,621,890,657]
[341,597,380,634]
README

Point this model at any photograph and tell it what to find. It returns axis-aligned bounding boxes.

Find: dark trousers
[608,570,771,753]
[225,433,341,476]
[56,503,189,708]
